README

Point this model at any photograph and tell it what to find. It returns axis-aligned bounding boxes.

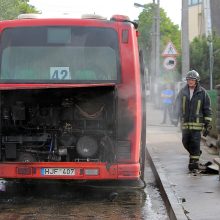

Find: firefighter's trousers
[182,129,201,158]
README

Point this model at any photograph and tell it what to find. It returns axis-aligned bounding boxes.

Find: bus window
[0,27,119,82]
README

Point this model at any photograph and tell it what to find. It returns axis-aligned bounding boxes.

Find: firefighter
[172,70,212,171]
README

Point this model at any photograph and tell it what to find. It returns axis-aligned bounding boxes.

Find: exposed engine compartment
[0,87,116,163]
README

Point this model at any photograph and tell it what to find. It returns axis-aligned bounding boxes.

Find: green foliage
[17,0,37,14]
[213,34,220,86]
[159,9,181,52]
[207,90,217,138]
[0,0,38,20]
[137,4,155,65]
[190,36,209,83]
[190,34,220,87]
[137,3,181,75]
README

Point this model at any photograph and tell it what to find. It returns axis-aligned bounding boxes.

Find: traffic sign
[162,41,178,57]
[163,56,177,70]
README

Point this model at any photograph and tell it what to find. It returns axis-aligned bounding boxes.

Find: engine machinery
[0,87,116,163]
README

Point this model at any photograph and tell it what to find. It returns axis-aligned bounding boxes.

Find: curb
[146,146,188,220]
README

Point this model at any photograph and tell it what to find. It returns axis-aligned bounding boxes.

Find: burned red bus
[0,14,145,180]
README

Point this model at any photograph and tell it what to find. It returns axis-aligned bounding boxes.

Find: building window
[188,0,202,6]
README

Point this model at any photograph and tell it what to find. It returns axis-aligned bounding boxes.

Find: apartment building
[188,0,220,41]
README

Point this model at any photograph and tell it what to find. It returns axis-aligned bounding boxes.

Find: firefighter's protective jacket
[173,84,212,130]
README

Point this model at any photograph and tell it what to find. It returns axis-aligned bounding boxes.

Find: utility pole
[203,0,213,90]
[134,1,160,104]
[150,0,156,79]
[151,0,160,106]
[155,0,160,78]
[181,0,189,78]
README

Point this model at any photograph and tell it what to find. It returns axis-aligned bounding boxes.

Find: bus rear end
[0,15,143,180]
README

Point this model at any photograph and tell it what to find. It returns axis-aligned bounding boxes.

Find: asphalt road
[0,160,169,220]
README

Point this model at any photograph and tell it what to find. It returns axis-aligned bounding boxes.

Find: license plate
[41,168,75,176]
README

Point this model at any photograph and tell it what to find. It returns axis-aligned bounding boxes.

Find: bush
[207,90,217,138]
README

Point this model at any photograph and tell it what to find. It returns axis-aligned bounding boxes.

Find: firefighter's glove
[204,121,211,127]
[203,122,212,137]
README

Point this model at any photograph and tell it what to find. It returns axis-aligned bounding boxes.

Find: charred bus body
[0,15,144,180]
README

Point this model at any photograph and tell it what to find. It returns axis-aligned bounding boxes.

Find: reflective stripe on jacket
[173,84,212,131]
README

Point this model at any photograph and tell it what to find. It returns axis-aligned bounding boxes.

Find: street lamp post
[209,41,213,90]
[182,0,190,79]
[134,2,145,8]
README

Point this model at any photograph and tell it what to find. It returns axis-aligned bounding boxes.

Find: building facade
[188,0,220,41]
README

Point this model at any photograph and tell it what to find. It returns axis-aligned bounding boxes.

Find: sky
[29,0,181,26]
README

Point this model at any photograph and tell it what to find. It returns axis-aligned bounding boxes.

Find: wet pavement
[146,101,220,220]
[0,160,169,220]
[5,99,220,220]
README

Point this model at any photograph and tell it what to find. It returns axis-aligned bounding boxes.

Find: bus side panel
[116,24,142,166]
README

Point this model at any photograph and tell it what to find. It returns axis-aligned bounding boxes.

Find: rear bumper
[0,162,140,180]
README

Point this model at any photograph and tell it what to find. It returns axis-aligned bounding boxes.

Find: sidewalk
[146,102,220,220]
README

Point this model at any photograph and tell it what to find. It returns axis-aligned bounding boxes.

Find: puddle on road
[0,179,169,220]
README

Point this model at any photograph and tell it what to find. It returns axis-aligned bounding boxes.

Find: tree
[190,36,209,84]
[137,3,155,62]
[213,35,220,86]
[190,34,220,88]
[0,0,38,20]
[137,3,181,81]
